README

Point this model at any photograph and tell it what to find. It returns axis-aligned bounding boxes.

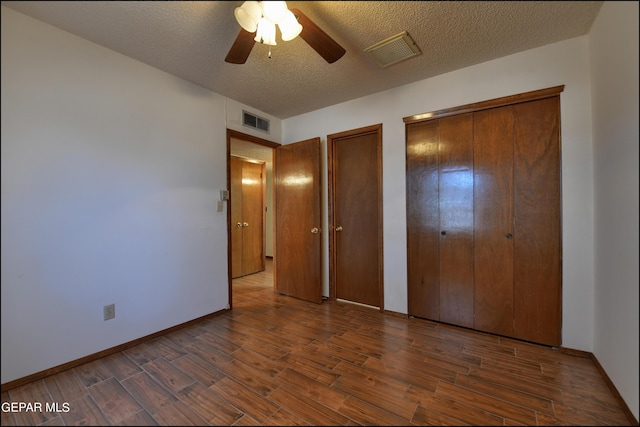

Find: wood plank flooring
[1,259,633,426]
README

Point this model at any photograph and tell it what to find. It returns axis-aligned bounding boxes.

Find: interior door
[329,125,382,308]
[274,138,322,304]
[230,156,265,278]
[241,159,265,275]
[231,157,244,278]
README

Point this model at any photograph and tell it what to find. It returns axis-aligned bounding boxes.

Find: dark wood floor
[1,259,633,426]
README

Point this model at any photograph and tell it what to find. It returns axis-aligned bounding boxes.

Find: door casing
[226,129,279,309]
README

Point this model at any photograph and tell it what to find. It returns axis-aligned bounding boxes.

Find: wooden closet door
[438,114,474,327]
[407,120,440,320]
[406,114,474,326]
[513,97,562,346]
[406,86,563,346]
[473,106,515,337]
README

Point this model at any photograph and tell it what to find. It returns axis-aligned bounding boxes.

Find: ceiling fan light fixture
[226,4,344,65]
[234,1,262,33]
[261,1,288,25]
[278,9,303,41]
[255,18,277,45]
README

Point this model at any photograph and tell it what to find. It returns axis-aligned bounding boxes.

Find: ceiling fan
[225,1,346,64]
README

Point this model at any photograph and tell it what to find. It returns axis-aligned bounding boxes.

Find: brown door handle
[506,233,513,239]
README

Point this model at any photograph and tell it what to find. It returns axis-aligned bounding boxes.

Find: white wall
[0,7,236,384]
[225,98,282,143]
[589,1,639,420]
[284,36,595,351]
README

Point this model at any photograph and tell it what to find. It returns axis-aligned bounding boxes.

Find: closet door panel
[513,97,562,346]
[438,114,474,327]
[406,120,440,319]
[473,106,514,337]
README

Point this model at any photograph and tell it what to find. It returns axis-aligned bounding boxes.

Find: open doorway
[227,129,279,309]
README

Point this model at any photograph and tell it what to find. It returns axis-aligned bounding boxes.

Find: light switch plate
[220,190,229,201]
[217,200,224,212]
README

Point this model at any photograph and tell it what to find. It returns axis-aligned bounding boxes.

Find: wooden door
[406,120,440,319]
[241,160,265,275]
[473,105,515,337]
[231,157,244,278]
[405,86,563,347]
[406,115,474,327]
[438,114,474,327]
[512,97,562,346]
[274,138,322,304]
[230,156,265,278]
[329,125,383,308]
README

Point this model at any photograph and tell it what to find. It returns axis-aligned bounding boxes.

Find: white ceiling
[2,1,603,119]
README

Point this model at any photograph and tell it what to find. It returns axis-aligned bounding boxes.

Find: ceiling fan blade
[225,29,255,64]
[289,8,345,64]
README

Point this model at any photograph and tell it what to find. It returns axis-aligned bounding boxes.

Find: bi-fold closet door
[406,86,563,347]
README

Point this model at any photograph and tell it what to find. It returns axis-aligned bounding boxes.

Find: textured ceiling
[2,1,603,119]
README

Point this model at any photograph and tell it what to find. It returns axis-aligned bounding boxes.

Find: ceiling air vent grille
[364,31,421,68]
[243,110,270,133]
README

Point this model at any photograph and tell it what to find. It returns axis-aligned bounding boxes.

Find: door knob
[441,230,446,235]
[335,226,343,232]
[236,222,242,228]
[311,227,320,234]
[243,222,249,227]
[506,233,513,239]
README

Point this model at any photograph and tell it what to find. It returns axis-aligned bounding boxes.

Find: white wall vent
[243,110,270,133]
[364,31,421,68]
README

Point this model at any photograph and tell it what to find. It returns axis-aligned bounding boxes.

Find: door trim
[327,123,384,311]
[226,129,280,310]
[403,85,565,124]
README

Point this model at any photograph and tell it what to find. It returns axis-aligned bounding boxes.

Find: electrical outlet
[103,304,115,321]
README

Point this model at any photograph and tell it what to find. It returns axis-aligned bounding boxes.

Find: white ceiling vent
[243,110,270,133]
[364,31,421,68]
